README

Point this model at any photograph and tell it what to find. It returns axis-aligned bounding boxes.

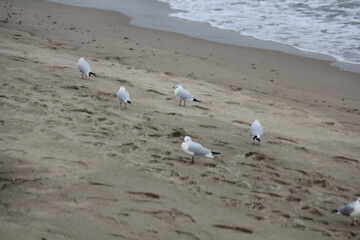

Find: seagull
[249,119,264,144]
[181,136,220,164]
[333,197,360,226]
[117,86,131,109]
[173,85,200,107]
[77,57,96,79]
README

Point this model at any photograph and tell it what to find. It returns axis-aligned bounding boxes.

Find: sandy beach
[1,0,360,239]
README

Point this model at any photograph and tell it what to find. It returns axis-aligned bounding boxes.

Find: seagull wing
[249,120,264,137]
[176,88,193,100]
[117,89,130,102]
[77,59,91,74]
[338,204,354,216]
[187,142,212,157]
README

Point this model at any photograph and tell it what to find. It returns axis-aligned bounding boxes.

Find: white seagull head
[184,136,192,142]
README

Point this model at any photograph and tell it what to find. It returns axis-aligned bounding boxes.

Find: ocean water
[158,0,360,67]
[47,0,360,72]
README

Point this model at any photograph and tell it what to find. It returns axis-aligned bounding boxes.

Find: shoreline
[40,0,360,109]
[1,0,360,239]
[46,0,360,73]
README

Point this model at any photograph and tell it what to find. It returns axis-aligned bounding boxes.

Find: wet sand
[0,0,359,239]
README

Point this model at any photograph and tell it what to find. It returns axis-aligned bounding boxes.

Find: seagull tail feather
[252,136,261,141]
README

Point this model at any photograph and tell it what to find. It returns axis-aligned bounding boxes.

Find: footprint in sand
[106,153,117,158]
[211,140,230,147]
[272,210,291,220]
[275,136,298,143]
[286,195,301,202]
[213,224,253,234]
[94,213,118,225]
[127,191,160,199]
[167,128,186,138]
[119,143,139,154]
[246,201,266,211]
[192,105,209,111]
[309,229,332,237]
[69,108,94,115]
[332,156,359,164]
[244,151,274,162]
[87,180,114,188]
[146,89,166,96]
[225,101,240,105]
[166,112,183,116]
[294,146,309,152]
[61,85,88,90]
[151,154,161,159]
[148,134,162,139]
[198,124,217,129]
[246,213,265,221]
[162,156,189,165]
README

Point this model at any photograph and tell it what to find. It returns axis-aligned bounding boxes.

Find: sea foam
[158,0,360,66]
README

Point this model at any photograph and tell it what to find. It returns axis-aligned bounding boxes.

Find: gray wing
[118,90,130,102]
[338,204,354,216]
[249,122,264,137]
[177,88,193,100]
[77,61,91,73]
[187,142,211,156]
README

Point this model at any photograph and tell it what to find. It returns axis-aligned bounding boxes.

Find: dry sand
[0,0,360,239]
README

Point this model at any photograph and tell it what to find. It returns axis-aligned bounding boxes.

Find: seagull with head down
[333,197,360,226]
[249,119,264,144]
[77,57,96,79]
[117,86,131,109]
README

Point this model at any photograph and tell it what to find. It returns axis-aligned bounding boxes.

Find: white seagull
[77,57,95,79]
[173,85,200,107]
[117,86,131,109]
[249,119,264,144]
[181,136,220,164]
[333,197,360,226]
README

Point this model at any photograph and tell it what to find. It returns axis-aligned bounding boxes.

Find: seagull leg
[191,156,195,164]
[179,100,182,106]
[81,73,84,79]
[120,102,122,109]
[125,103,127,109]
[184,101,186,107]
